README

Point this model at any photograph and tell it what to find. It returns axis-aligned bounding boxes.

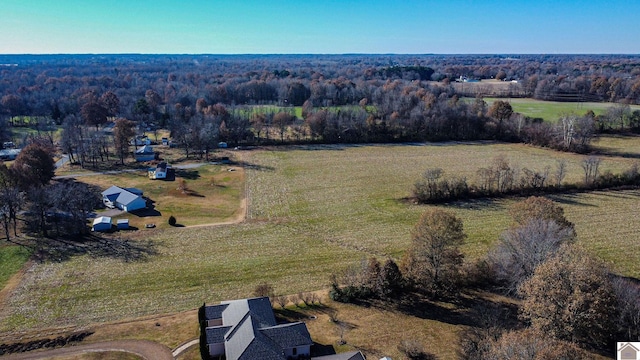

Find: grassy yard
[0,245,31,289]
[483,97,640,122]
[73,164,244,229]
[1,140,639,358]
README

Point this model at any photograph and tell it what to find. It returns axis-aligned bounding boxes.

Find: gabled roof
[102,186,143,206]
[136,145,154,154]
[92,216,111,225]
[260,322,312,349]
[203,297,313,360]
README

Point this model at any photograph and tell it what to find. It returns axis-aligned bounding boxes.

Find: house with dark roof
[101,186,146,212]
[201,297,365,360]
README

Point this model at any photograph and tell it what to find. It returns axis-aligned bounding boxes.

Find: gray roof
[102,186,143,206]
[205,303,228,320]
[312,351,367,360]
[203,297,313,360]
[260,322,313,349]
[205,326,232,343]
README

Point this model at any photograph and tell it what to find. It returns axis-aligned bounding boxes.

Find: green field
[483,97,640,122]
[0,246,31,289]
[2,139,639,335]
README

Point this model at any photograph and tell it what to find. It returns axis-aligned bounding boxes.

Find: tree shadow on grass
[175,169,201,180]
[384,292,521,330]
[33,234,159,263]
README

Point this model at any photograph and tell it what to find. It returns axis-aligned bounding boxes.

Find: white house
[148,162,169,180]
[92,216,112,232]
[135,145,155,162]
[102,186,146,212]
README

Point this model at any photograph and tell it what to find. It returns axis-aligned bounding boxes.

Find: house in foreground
[102,186,146,212]
[201,297,365,360]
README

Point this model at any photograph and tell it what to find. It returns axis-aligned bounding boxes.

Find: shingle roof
[260,322,313,349]
[205,326,232,343]
[205,303,228,320]
[312,351,367,360]
[203,297,313,360]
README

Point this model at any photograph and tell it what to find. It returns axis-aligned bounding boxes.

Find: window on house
[292,348,297,355]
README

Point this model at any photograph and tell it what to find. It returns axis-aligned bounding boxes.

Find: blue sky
[1,0,638,54]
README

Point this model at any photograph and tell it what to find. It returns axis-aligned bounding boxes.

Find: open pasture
[484,97,640,122]
[2,141,640,336]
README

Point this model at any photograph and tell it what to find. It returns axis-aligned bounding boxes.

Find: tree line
[0,138,102,243]
[413,155,640,203]
[1,54,640,155]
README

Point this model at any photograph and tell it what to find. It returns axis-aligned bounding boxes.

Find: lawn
[1,140,639,358]
[483,97,640,122]
[75,164,244,229]
[0,245,31,289]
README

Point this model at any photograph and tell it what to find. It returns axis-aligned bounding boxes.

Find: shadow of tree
[175,169,201,180]
[33,234,158,263]
[384,292,521,330]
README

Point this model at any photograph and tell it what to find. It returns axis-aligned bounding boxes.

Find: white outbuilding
[92,216,112,232]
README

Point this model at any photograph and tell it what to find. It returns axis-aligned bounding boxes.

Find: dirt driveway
[1,340,173,360]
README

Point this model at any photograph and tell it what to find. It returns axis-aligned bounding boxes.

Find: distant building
[92,216,112,232]
[135,145,155,162]
[116,219,129,230]
[148,162,169,180]
[102,186,146,212]
[0,148,20,160]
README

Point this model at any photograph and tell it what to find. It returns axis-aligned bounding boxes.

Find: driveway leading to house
[1,340,174,360]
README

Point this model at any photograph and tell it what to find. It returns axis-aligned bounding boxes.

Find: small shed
[92,216,112,232]
[117,219,129,230]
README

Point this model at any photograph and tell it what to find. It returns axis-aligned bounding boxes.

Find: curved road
[1,340,174,360]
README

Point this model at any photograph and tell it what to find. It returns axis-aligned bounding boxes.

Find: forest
[1,54,640,158]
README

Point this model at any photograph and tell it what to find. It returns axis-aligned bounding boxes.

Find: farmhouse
[92,216,112,232]
[135,145,156,162]
[202,297,365,360]
[148,161,169,179]
[102,186,146,212]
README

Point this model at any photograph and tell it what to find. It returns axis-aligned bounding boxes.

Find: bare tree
[489,218,575,294]
[554,159,567,187]
[581,156,601,185]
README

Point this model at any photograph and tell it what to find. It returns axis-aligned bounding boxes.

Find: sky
[1,0,639,54]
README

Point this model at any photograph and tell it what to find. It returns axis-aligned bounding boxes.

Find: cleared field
[1,141,639,357]
[484,97,640,122]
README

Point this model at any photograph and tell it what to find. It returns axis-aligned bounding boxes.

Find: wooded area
[1,54,640,156]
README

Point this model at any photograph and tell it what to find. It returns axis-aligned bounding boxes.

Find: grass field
[1,140,639,357]
[73,164,244,229]
[483,97,640,122]
[0,245,31,289]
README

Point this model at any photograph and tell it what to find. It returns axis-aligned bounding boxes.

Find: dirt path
[0,260,30,306]
[0,340,173,360]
